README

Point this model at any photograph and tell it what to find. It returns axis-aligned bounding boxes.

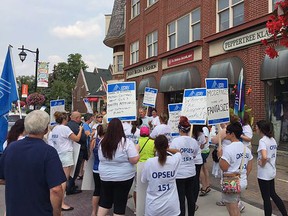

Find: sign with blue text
[50,99,65,125]
[205,78,230,125]
[168,103,183,137]
[107,82,137,122]
[182,88,207,125]
[143,87,158,107]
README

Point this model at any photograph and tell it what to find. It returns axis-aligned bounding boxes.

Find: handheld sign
[50,99,65,125]
[182,88,207,125]
[83,98,93,114]
[168,103,182,137]
[143,87,158,107]
[205,78,230,125]
[107,82,137,122]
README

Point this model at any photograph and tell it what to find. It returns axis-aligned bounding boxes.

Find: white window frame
[167,8,201,51]
[131,0,140,19]
[269,0,281,13]
[147,0,157,7]
[113,52,124,74]
[216,0,244,32]
[130,41,139,64]
[146,31,158,58]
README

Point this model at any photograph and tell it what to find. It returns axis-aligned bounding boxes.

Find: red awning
[87,98,98,102]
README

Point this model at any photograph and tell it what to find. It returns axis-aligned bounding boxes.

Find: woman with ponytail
[170,116,199,216]
[141,135,181,216]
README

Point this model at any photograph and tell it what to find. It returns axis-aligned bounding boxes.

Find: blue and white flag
[0,47,19,151]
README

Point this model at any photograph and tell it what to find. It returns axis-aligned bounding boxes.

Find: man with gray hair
[0,110,66,216]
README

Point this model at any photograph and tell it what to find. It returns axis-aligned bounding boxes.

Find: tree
[50,53,88,111]
[262,0,288,58]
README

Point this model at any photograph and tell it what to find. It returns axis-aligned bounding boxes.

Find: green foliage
[16,75,35,96]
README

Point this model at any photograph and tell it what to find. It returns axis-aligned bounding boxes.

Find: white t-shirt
[98,138,138,181]
[194,133,205,165]
[48,124,73,154]
[141,153,181,216]
[150,124,172,143]
[202,127,210,153]
[140,116,152,128]
[242,124,253,147]
[126,128,140,145]
[151,116,160,129]
[170,136,199,178]
[257,136,277,180]
[221,141,253,189]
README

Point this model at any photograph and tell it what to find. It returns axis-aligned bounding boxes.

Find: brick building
[105,0,288,150]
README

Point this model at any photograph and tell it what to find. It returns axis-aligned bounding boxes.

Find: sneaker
[238,201,245,212]
[216,201,226,206]
[195,205,199,211]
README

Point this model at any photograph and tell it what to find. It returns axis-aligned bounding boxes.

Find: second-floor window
[130,41,139,64]
[132,0,140,18]
[167,8,201,50]
[147,31,158,58]
[217,0,244,32]
[147,0,157,7]
[113,53,124,74]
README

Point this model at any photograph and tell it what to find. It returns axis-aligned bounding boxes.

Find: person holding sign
[150,113,172,143]
[170,116,199,216]
[141,135,181,216]
[139,107,152,128]
[97,118,139,216]
[148,108,161,130]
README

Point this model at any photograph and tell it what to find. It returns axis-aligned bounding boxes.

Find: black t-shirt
[0,137,66,216]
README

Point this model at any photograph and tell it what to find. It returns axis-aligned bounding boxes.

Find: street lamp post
[18,45,39,93]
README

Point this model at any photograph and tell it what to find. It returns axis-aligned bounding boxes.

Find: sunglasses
[226,130,232,134]
[97,116,103,118]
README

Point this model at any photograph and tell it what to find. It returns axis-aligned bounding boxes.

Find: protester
[124,120,141,145]
[241,112,253,149]
[256,120,288,216]
[133,126,155,210]
[97,118,139,216]
[0,110,66,216]
[66,111,87,195]
[92,114,103,132]
[90,124,107,216]
[141,135,181,216]
[218,122,253,216]
[78,113,95,180]
[148,108,160,129]
[150,112,172,143]
[139,107,152,127]
[3,118,26,150]
[199,125,211,196]
[170,116,199,216]
[49,111,83,211]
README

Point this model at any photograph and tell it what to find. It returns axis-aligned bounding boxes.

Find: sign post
[168,103,183,138]
[50,99,65,125]
[143,87,158,108]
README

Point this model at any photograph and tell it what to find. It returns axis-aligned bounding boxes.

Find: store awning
[208,57,244,84]
[261,48,288,80]
[159,67,201,92]
[138,76,157,94]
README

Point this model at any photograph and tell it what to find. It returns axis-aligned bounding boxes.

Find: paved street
[0,154,287,216]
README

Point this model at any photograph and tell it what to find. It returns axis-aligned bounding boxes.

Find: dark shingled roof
[103,0,125,47]
[83,68,112,96]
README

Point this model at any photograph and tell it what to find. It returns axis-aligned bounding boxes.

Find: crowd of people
[0,106,287,216]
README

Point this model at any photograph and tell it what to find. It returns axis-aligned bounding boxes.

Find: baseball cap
[140,126,150,136]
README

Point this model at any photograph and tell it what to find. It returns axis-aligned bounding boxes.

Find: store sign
[167,50,194,67]
[223,28,271,51]
[126,62,158,79]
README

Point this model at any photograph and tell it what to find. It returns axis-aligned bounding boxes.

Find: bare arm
[129,155,140,164]
[211,129,226,144]
[241,134,252,142]
[247,160,253,176]
[258,149,268,167]
[50,184,63,216]
[69,126,83,142]
[219,158,230,172]
[167,148,180,154]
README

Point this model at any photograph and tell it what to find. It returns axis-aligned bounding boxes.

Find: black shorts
[93,173,101,196]
[201,151,210,163]
[99,177,134,215]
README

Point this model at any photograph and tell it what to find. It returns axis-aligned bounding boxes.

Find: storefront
[261,48,288,150]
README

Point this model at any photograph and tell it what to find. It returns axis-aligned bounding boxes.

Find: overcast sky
[0,0,114,76]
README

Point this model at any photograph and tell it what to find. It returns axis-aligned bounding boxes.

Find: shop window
[166,91,184,104]
[132,0,140,19]
[147,31,158,58]
[130,41,139,64]
[266,79,288,150]
[147,0,157,7]
[217,0,244,32]
[167,8,201,51]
